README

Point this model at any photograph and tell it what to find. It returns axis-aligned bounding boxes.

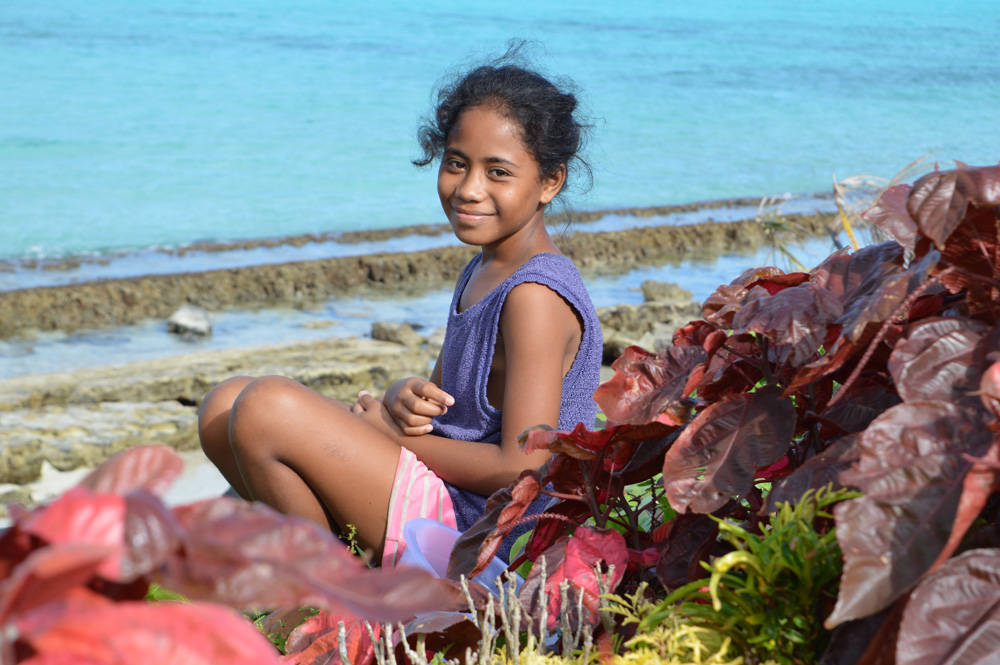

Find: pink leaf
[0,545,112,625]
[518,527,626,632]
[79,445,185,497]
[282,609,377,665]
[163,497,457,621]
[19,600,281,665]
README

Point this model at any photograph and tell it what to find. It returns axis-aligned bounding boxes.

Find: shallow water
[0,231,849,380]
[2,0,998,264]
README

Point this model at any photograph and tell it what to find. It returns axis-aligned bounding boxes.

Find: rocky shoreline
[0,281,702,509]
[0,209,836,338]
[0,204,840,511]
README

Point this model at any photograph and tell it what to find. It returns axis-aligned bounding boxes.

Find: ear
[539,165,567,205]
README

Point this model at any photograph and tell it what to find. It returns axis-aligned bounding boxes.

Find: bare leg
[198,376,255,498]
[225,375,402,559]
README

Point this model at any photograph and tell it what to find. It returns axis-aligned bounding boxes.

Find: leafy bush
[455,162,1000,663]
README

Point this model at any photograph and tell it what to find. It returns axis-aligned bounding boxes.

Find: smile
[453,208,494,221]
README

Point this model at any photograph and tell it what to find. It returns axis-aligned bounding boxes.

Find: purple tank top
[433,252,603,562]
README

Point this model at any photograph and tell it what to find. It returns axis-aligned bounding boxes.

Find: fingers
[352,390,374,415]
[410,379,454,408]
[401,422,434,436]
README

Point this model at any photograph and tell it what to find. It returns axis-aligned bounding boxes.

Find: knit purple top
[433,252,603,562]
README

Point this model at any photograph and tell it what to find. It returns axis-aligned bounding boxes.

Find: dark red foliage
[453,161,1000,659]
[896,549,1000,665]
[517,527,626,633]
[663,386,795,513]
[593,345,704,425]
[447,470,542,580]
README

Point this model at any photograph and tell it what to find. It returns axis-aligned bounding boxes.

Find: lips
[452,207,494,223]
[453,207,493,218]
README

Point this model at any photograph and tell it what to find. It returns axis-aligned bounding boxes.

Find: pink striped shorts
[382,446,457,568]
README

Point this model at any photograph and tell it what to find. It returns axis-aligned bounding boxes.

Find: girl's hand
[382,377,454,436]
[351,390,405,441]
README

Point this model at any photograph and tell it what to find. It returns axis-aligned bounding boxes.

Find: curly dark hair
[414,45,591,201]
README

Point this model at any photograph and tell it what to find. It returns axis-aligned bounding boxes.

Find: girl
[198,55,603,567]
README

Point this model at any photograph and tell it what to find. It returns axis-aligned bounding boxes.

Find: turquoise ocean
[1,0,999,377]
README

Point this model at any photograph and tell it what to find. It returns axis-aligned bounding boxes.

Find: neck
[480,215,559,267]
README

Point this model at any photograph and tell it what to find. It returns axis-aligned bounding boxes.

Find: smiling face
[437,105,565,256]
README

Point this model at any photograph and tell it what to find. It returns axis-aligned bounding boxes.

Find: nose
[455,168,486,202]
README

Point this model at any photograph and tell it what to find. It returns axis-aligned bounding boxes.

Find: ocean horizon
[1,0,998,379]
[2,0,999,268]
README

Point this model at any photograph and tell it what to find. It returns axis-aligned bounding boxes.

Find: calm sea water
[2,0,998,263]
[1,1,998,378]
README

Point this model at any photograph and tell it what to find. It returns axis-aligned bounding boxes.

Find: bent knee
[198,376,254,459]
[228,375,306,450]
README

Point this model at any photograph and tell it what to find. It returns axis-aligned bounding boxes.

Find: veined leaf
[732,281,844,368]
[702,266,786,328]
[888,317,988,405]
[517,527,626,632]
[163,497,457,621]
[594,345,706,425]
[662,386,795,514]
[907,164,1000,250]
[79,444,184,497]
[827,402,994,628]
[18,600,281,665]
[447,470,542,580]
[897,548,1000,665]
[863,184,918,250]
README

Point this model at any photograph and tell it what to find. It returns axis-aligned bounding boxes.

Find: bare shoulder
[501,281,582,342]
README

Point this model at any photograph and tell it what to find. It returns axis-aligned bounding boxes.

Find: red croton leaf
[863,183,919,250]
[524,499,591,562]
[78,444,184,497]
[655,513,720,591]
[702,266,786,328]
[765,435,861,513]
[662,386,796,514]
[927,202,1000,313]
[526,421,677,484]
[0,544,112,625]
[811,241,906,309]
[447,471,542,580]
[594,345,706,426]
[282,609,378,665]
[18,600,281,665]
[838,247,939,345]
[162,497,457,621]
[907,163,1000,250]
[692,332,764,403]
[888,316,989,406]
[18,488,125,555]
[896,548,1000,665]
[394,611,481,663]
[827,401,995,628]
[746,271,812,295]
[731,281,843,368]
[672,319,726,352]
[517,527,627,632]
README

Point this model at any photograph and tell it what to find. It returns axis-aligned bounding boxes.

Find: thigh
[228,375,403,553]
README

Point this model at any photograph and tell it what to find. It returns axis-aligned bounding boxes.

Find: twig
[338,620,350,665]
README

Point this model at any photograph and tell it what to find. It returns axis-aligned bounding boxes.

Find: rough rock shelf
[0,287,703,512]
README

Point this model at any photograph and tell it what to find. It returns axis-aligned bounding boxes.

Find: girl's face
[437,105,564,252]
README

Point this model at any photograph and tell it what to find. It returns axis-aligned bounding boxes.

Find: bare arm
[354,282,580,495]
